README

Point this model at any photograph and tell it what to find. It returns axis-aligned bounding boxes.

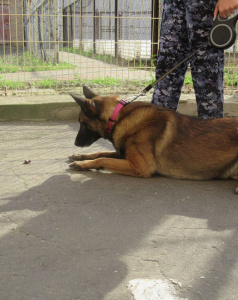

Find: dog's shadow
[1,171,238,299]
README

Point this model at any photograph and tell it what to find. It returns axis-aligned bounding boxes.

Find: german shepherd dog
[69,86,238,184]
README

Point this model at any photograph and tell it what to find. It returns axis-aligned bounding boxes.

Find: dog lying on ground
[69,86,238,184]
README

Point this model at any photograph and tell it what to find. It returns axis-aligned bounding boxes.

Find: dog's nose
[74,140,80,146]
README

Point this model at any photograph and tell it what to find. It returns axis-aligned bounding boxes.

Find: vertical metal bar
[80,0,83,50]
[54,0,59,64]
[151,0,159,61]
[70,4,73,46]
[22,0,26,94]
[7,0,12,93]
[115,0,118,59]
[93,0,96,54]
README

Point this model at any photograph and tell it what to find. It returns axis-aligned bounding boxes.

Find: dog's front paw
[68,155,74,162]
[68,154,85,162]
[69,161,85,171]
[69,161,93,171]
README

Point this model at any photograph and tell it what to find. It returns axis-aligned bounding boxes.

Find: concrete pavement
[1,50,238,299]
[1,121,238,300]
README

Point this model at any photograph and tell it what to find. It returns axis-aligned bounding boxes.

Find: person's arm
[214,0,238,19]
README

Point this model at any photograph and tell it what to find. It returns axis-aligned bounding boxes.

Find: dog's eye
[87,124,94,131]
[81,122,93,131]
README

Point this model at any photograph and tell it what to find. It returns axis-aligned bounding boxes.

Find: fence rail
[0,0,237,97]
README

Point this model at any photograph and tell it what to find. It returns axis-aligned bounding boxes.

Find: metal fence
[0,0,238,96]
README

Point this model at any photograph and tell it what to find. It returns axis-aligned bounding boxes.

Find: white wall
[73,39,151,60]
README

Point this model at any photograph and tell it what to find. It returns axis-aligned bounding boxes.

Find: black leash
[130,44,207,102]
[130,13,238,102]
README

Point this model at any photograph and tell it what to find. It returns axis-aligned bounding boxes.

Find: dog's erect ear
[69,93,86,107]
[83,86,98,99]
[69,93,97,118]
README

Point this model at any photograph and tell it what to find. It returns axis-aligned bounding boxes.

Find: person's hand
[214,0,238,20]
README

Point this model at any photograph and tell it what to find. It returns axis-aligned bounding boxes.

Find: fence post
[151,0,159,62]
[115,0,118,59]
[93,0,96,54]
[54,0,59,64]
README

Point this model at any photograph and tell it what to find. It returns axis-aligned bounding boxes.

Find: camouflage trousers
[152,0,224,119]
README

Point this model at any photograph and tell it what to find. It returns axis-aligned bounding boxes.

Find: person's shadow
[1,168,238,300]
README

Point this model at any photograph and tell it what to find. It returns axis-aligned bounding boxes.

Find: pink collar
[107,99,130,134]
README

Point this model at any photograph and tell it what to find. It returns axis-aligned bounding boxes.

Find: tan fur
[69,87,238,183]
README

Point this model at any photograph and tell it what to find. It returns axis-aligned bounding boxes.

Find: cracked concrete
[1,122,238,300]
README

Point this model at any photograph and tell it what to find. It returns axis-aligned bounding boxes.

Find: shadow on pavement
[1,167,238,299]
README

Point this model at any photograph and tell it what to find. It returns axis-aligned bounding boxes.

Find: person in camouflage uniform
[152,0,238,119]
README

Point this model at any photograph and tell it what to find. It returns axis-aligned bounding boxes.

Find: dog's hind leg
[69,151,120,162]
[221,159,238,180]
[69,157,152,177]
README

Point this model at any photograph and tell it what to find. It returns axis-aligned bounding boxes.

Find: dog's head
[70,86,119,147]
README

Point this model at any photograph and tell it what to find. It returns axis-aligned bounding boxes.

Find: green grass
[0,51,74,73]
[91,76,122,87]
[184,73,193,85]
[0,79,77,90]
[61,47,238,88]
[0,76,155,91]
[224,65,238,86]
[0,80,26,90]
[0,69,236,91]
[0,48,237,90]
